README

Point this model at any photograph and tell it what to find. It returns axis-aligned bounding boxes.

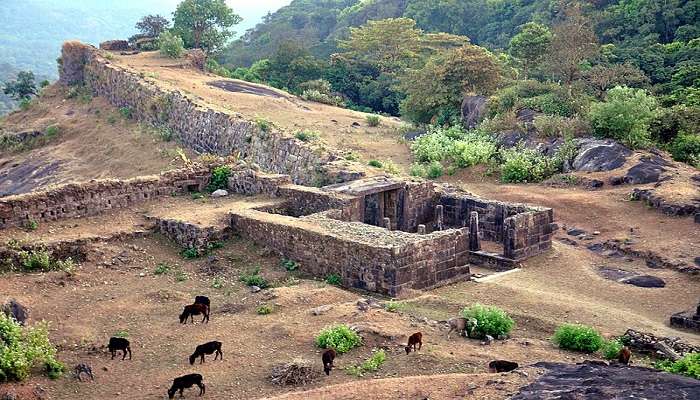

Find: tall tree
[3,71,37,101]
[135,15,170,38]
[547,3,599,84]
[173,0,242,54]
[509,22,553,77]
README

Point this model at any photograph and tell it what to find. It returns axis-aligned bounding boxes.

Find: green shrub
[366,115,381,127]
[649,105,700,143]
[107,115,117,124]
[381,160,401,175]
[0,314,63,382]
[256,304,272,315]
[181,247,200,259]
[426,161,444,179]
[45,125,60,137]
[23,219,38,231]
[589,86,658,149]
[19,98,32,111]
[207,165,232,192]
[452,138,497,168]
[256,118,271,132]
[154,263,171,275]
[281,259,299,272]
[18,249,51,271]
[460,304,515,338]
[346,349,386,376]
[113,330,129,338]
[158,31,185,58]
[409,163,427,178]
[315,325,362,354]
[533,115,589,138]
[410,127,456,162]
[655,353,700,379]
[240,266,269,288]
[119,107,133,119]
[384,300,405,313]
[669,132,700,167]
[300,90,345,107]
[601,339,623,360]
[325,273,342,286]
[500,147,559,183]
[552,324,604,353]
[368,160,383,168]
[295,130,319,142]
[174,270,189,282]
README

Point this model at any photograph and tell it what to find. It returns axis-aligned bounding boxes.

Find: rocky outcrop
[99,40,129,51]
[621,275,666,288]
[613,155,672,185]
[460,95,487,129]
[630,188,699,217]
[571,139,632,172]
[512,361,700,400]
[622,329,699,357]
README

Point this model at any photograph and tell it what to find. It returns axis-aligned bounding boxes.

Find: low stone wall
[150,217,233,252]
[0,168,210,229]
[59,41,355,185]
[504,209,556,260]
[630,188,700,219]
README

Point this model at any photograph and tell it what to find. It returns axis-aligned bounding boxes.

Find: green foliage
[300,89,345,107]
[240,266,269,288]
[325,273,342,286]
[18,249,51,271]
[211,276,224,289]
[281,259,299,272]
[500,147,560,183]
[367,160,383,168]
[18,98,32,111]
[3,71,37,101]
[23,219,38,231]
[601,339,623,360]
[649,105,700,143]
[207,165,232,192]
[106,115,117,124]
[452,134,498,168]
[0,314,63,382]
[256,118,271,132]
[589,86,659,149]
[172,0,242,54]
[669,132,700,167]
[366,115,380,127]
[181,247,200,259]
[552,324,604,353]
[113,330,129,338]
[509,22,552,75]
[409,163,427,178]
[154,262,171,275]
[533,115,589,138]
[135,14,170,38]
[460,304,515,338]
[346,349,386,376]
[315,324,362,354]
[426,161,444,179]
[158,31,185,58]
[655,353,700,380]
[256,304,272,315]
[118,107,133,119]
[380,160,400,175]
[384,300,405,313]
[295,130,319,142]
[174,270,189,282]
[45,125,59,137]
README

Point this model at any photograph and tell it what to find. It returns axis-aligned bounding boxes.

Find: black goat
[488,360,518,372]
[322,349,336,376]
[194,296,210,308]
[405,332,423,354]
[179,303,209,324]
[168,373,205,399]
[107,337,132,360]
[189,341,223,365]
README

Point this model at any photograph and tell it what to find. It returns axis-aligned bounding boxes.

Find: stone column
[435,205,444,231]
[383,217,392,230]
[417,224,426,234]
[469,211,481,251]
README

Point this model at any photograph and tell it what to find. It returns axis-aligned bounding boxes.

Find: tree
[159,31,185,59]
[135,15,170,38]
[399,44,502,124]
[583,63,650,98]
[3,71,37,101]
[173,0,242,54]
[547,4,599,84]
[509,22,553,77]
[589,86,659,149]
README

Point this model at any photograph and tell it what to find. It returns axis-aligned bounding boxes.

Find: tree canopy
[173,0,242,54]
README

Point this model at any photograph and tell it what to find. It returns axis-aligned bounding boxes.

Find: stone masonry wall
[150,218,233,252]
[0,168,210,229]
[60,42,352,185]
[503,209,556,260]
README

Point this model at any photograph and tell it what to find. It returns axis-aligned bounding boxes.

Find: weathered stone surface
[631,188,699,217]
[99,40,129,51]
[622,329,698,357]
[461,95,487,129]
[211,189,228,198]
[2,299,29,325]
[185,49,206,71]
[495,130,529,149]
[616,155,671,185]
[621,275,666,288]
[572,139,631,172]
[516,108,539,126]
[512,361,700,400]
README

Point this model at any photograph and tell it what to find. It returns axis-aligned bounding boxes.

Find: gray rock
[211,189,228,197]
[2,299,29,325]
[461,95,487,129]
[621,275,666,288]
[619,155,670,185]
[482,335,494,345]
[496,130,529,149]
[250,285,261,293]
[516,108,539,126]
[572,139,631,172]
[310,305,333,316]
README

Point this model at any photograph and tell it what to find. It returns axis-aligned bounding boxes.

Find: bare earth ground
[0,85,188,196]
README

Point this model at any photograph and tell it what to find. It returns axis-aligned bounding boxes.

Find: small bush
[300,90,345,107]
[315,325,362,354]
[19,98,32,111]
[118,107,133,119]
[366,115,381,127]
[0,314,63,382]
[601,339,623,360]
[500,147,559,183]
[18,249,51,271]
[589,86,658,149]
[346,349,386,376]
[381,160,401,175]
[409,163,427,178]
[368,160,383,168]
[240,266,269,288]
[23,219,38,231]
[154,263,171,275]
[174,269,189,282]
[113,330,129,338]
[257,304,273,315]
[669,132,700,167]
[45,125,60,137]
[533,115,589,138]
[281,259,299,272]
[207,165,232,192]
[107,115,117,124]
[655,352,700,379]
[460,304,515,338]
[256,118,271,132]
[552,324,604,353]
[181,247,200,259]
[426,161,444,179]
[384,300,405,313]
[295,130,319,142]
[158,31,185,58]
[325,273,342,286]
[211,277,224,289]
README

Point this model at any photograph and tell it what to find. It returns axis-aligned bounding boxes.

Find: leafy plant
[601,339,623,360]
[207,165,232,192]
[211,276,224,289]
[500,147,559,183]
[181,247,200,259]
[0,314,63,382]
[325,273,342,286]
[174,270,189,282]
[45,125,60,137]
[315,325,362,354]
[460,304,515,338]
[158,31,185,58]
[154,263,171,275]
[552,324,604,353]
[18,98,32,111]
[281,259,299,272]
[384,300,405,313]
[118,107,133,119]
[113,330,129,338]
[346,349,386,376]
[18,249,51,271]
[589,86,658,149]
[669,132,700,167]
[410,163,427,178]
[300,90,345,107]
[240,266,269,288]
[368,160,383,168]
[426,161,444,179]
[256,304,272,315]
[381,160,401,175]
[295,130,319,142]
[655,353,700,380]
[23,219,38,231]
[366,115,381,127]
[256,118,271,132]
[107,115,117,124]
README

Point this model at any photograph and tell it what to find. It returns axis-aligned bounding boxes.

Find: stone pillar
[435,205,444,231]
[469,211,481,251]
[417,224,426,234]
[503,217,516,259]
[383,217,392,230]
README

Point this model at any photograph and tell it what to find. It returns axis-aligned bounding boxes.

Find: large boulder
[617,155,671,185]
[495,130,530,149]
[99,40,129,51]
[571,139,632,172]
[621,275,666,288]
[460,95,487,129]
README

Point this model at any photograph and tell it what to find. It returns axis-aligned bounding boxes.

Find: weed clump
[315,325,361,354]
[655,353,700,379]
[460,304,514,338]
[346,349,386,376]
[0,313,64,382]
[240,266,269,288]
[552,324,604,353]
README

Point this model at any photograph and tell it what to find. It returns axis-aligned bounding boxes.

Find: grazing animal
[194,296,210,308]
[179,303,209,324]
[73,363,94,381]
[107,337,132,360]
[618,346,631,365]
[189,341,223,365]
[446,317,468,339]
[322,349,336,376]
[168,373,205,399]
[488,360,519,372]
[405,332,423,354]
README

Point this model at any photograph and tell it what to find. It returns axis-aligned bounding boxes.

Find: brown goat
[322,349,336,376]
[179,303,209,324]
[618,346,631,365]
[446,317,468,339]
[405,332,422,354]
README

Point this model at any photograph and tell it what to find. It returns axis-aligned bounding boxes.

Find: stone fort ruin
[0,42,557,296]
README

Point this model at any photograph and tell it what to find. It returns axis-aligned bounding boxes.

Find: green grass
[240,266,269,288]
[118,107,133,119]
[366,115,381,127]
[655,353,700,379]
[601,339,623,359]
[367,160,383,168]
[256,118,271,132]
[281,259,299,272]
[346,349,386,376]
[384,300,406,313]
[256,304,273,315]
[295,130,320,142]
[181,247,200,259]
[174,270,189,282]
[154,263,171,275]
